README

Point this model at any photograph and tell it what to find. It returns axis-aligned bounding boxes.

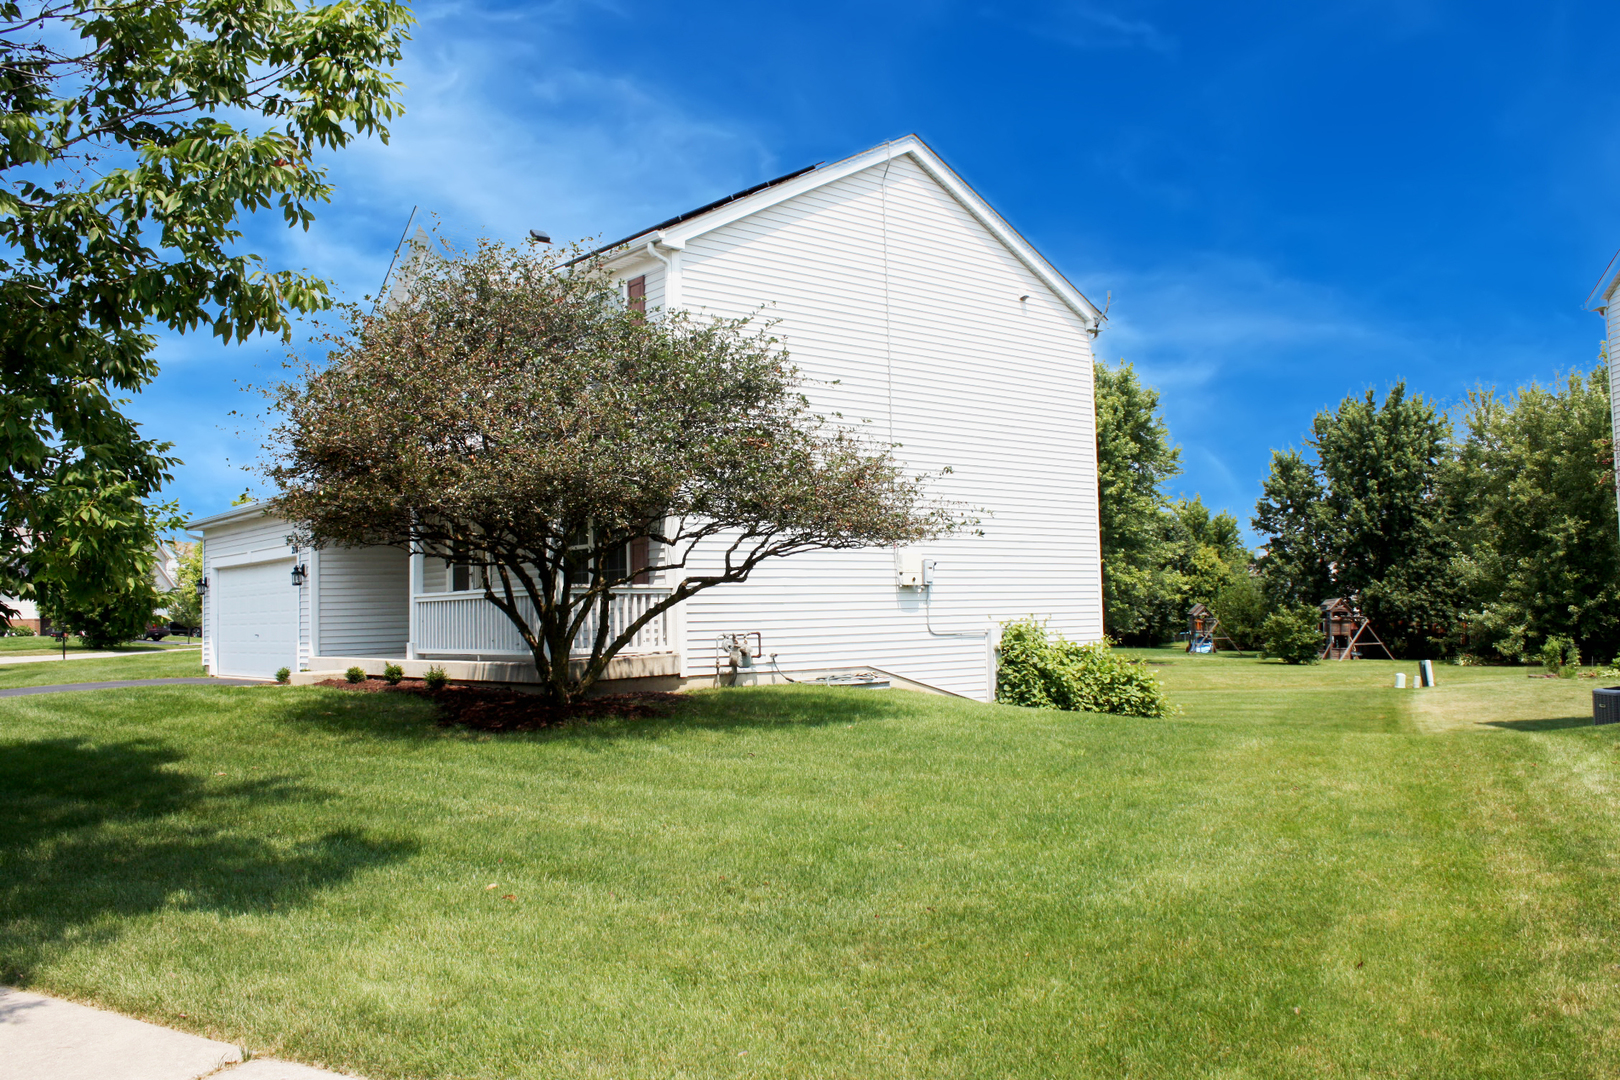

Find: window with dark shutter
[627,275,646,314]
[630,537,651,585]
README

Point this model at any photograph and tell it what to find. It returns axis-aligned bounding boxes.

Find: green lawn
[3,653,1619,1078]
[0,648,203,689]
[0,634,198,657]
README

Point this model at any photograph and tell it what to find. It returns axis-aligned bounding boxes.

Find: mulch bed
[312,676,685,732]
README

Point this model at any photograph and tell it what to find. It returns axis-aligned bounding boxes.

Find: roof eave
[188,501,278,531]
[655,135,1105,326]
[574,135,1103,327]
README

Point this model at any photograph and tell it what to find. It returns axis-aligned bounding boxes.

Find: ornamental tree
[0,0,412,620]
[267,238,961,704]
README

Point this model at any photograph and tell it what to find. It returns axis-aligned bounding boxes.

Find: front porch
[305,545,681,686]
[295,649,683,690]
[407,585,677,661]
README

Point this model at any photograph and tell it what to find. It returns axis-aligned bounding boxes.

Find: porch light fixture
[290,563,307,587]
[195,577,208,595]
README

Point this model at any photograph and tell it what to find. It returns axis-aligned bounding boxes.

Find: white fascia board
[188,501,279,531]
[602,135,1104,327]
[1585,247,1620,310]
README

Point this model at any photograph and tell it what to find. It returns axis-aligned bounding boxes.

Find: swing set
[1184,603,1240,654]
[1319,598,1393,660]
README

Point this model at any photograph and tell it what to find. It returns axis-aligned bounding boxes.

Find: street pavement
[0,647,200,665]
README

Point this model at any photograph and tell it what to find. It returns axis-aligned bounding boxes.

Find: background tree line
[1095,358,1620,663]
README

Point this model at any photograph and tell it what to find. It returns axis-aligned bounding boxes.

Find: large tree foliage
[1252,383,1457,658]
[1252,449,1332,610]
[1136,495,1251,643]
[267,239,960,704]
[0,0,411,619]
[1450,366,1620,663]
[1094,359,1181,640]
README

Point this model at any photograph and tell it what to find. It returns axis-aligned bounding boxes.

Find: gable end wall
[670,154,1103,699]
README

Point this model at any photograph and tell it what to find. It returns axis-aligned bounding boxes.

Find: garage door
[215,559,298,678]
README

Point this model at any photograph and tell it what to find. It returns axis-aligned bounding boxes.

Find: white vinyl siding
[421,556,447,593]
[315,545,409,656]
[669,154,1101,699]
[1608,297,1620,524]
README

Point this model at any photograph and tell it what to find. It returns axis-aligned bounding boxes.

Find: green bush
[42,588,159,650]
[345,665,367,684]
[995,618,1171,718]
[275,667,291,684]
[1539,636,1578,677]
[383,662,404,686]
[1211,574,1268,651]
[423,665,448,691]
[4,622,36,637]
[1261,606,1322,664]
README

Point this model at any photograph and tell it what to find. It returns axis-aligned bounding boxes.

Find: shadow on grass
[272,683,945,747]
[1481,715,1598,732]
[275,681,934,739]
[0,736,417,984]
[575,685,932,743]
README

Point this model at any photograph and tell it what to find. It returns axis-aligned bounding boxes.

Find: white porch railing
[413,587,673,658]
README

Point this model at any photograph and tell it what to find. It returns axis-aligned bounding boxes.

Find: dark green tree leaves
[1451,366,1620,663]
[0,0,411,617]
[1252,383,1457,659]
[1253,450,1332,610]
[1094,359,1181,641]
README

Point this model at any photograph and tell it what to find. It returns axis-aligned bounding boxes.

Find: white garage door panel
[216,559,297,678]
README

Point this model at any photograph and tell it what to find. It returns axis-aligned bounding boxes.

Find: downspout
[643,233,683,310]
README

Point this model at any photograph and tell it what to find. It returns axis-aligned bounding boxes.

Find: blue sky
[147,0,1620,535]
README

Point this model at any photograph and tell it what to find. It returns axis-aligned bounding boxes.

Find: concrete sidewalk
[0,987,363,1079]
[0,677,263,697]
[0,647,200,665]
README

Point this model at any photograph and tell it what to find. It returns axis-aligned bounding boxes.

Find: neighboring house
[192,135,1107,700]
[2,541,182,633]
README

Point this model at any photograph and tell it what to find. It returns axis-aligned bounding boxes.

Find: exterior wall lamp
[290,564,307,587]
[195,577,208,595]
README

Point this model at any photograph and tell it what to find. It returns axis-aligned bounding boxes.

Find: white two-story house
[191,135,1106,701]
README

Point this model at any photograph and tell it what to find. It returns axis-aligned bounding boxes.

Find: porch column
[406,546,424,660]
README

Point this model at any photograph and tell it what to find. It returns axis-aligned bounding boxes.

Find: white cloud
[1073,254,1429,536]
[985,2,1175,53]
[1080,254,1416,397]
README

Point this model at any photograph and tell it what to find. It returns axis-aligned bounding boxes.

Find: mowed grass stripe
[3,658,1620,1077]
